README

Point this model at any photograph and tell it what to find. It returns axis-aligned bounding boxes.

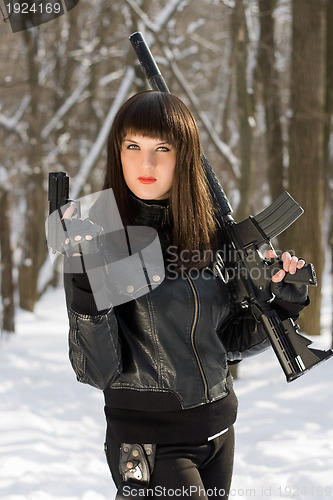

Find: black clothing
[103,375,237,444]
[104,427,235,499]
[65,196,305,444]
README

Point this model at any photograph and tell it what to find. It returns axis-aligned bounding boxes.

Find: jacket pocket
[68,308,122,390]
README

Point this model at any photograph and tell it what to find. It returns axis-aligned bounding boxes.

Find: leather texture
[67,196,271,410]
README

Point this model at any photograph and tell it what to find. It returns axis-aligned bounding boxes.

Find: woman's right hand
[62,204,104,258]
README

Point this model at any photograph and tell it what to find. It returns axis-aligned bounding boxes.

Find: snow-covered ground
[1,280,332,500]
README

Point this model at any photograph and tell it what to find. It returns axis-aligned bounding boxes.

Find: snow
[234,340,333,498]
[1,284,332,500]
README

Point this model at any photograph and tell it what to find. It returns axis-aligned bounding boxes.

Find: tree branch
[163,46,241,179]
[0,95,30,140]
[41,74,91,139]
[71,67,136,199]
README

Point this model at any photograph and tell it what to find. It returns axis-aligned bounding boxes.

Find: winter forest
[0,0,332,336]
[0,0,332,339]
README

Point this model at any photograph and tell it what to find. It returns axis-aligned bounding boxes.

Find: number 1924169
[6,2,62,14]
[278,485,332,497]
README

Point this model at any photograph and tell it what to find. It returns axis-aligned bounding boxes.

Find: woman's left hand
[266,250,308,304]
[266,250,305,283]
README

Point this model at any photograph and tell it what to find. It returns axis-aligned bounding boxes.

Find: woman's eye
[123,143,172,151]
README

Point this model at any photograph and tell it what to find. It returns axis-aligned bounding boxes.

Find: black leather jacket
[66,198,273,413]
[65,197,308,443]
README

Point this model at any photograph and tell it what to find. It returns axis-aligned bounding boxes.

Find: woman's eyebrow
[122,138,172,146]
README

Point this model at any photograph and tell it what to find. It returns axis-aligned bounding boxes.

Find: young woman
[62,91,308,498]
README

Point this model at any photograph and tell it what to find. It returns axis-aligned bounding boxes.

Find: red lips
[138,177,157,184]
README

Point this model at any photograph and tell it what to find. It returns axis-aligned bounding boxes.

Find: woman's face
[121,134,177,200]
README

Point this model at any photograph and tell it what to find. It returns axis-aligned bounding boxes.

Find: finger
[62,204,76,220]
[281,251,291,272]
[296,259,305,269]
[272,269,285,283]
[265,250,277,260]
[289,255,298,275]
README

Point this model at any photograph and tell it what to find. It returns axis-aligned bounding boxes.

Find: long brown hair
[102,90,218,268]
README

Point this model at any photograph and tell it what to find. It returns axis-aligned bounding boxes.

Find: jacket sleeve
[219,298,308,363]
[64,270,122,390]
[218,304,271,362]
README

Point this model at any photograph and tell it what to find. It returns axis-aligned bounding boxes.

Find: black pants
[104,426,234,499]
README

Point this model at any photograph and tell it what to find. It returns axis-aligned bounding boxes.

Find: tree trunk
[232,0,254,220]
[18,30,48,312]
[18,171,47,311]
[324,0,333,345]
[0,190,15,333]
[287,0,326,335]
[255,0,284,200]
[229,1,253,379]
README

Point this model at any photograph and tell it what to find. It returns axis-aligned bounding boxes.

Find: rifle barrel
[130,32,169,93]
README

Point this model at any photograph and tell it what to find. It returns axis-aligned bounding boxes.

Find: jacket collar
[130,194,170,229]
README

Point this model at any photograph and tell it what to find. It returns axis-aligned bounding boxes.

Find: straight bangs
[115,91,188,150]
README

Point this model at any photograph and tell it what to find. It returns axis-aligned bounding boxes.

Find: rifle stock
[129,31,333,382]
[255,307,333,382]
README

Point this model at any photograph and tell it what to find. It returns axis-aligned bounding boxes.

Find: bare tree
[254,0,284,200]
[0,188,15,333]
[230,0,254,220]
[324,0,333,344]
[287,0,326,335]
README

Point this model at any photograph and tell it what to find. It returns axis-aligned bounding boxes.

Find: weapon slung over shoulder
[129,31,333,382]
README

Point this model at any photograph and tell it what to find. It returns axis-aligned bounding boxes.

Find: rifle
[129,31,333,382]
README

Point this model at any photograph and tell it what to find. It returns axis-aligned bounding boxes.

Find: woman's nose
[141,152,156,170]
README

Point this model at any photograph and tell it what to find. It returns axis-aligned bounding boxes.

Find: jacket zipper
[184,271,210,403]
